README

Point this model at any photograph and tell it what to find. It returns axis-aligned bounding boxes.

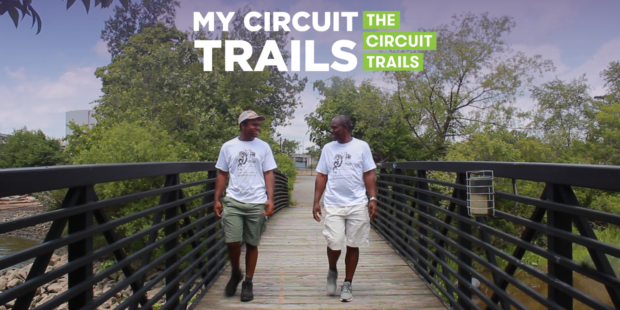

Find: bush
[274,153,296,197]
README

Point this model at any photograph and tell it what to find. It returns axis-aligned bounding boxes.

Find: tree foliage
[101,0,179,57]
[94,24,241,160]
[306,76,426,162]
[224,5,308,127]
[1,0,128,34]
[0,127,66,168]
[383,12,554,158]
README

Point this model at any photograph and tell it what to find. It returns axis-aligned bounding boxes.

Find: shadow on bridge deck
[194,176,446,309]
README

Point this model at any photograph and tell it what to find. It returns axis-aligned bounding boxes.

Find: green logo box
[363,32,436,50]
[363,53,424,71]
[363,11,400,29]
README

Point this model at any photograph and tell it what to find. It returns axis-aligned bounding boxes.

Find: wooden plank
[194,176,446,309]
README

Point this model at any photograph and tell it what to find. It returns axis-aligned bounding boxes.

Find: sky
[1,0,620,153]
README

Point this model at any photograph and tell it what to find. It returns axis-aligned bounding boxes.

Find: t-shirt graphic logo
[237,149,256,170]
[332,152,351,174]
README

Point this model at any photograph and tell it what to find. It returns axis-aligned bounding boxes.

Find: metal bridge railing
[0,162,288,310]
[375,161,620,310]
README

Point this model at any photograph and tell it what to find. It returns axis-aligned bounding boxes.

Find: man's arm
[363,169,378,220]
[263,170,275,216]
[213,170,228,217]
[313,172,328,222]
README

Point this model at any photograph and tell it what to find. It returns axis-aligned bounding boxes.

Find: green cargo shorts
[221,196,268,246]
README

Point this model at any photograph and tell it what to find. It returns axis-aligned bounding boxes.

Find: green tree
[101,0,180,57]
[306,145,321,159]
[529,75,594,153]
[306,76,426,162]
[94,24,239,160]
[68,121,199,251]
[280,139,300,156]
[600,61,620,104]
[383,12,554,158]
[0,127,66,168]
[2,0,128,34]
[225,5,308,127]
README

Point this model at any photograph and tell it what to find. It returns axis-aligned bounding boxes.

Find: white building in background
[66,110,97,136]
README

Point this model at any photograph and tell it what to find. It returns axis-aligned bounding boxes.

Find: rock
[47,283,64,293]
[0,278,7,291]
[0,305,6,310]
[147,288,162,299]
[8,278,21,288]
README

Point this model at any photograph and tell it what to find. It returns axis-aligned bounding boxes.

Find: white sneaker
[326,269,337,295]
[340,281,353,302]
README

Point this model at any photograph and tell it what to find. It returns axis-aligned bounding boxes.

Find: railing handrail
[378,161,620,191]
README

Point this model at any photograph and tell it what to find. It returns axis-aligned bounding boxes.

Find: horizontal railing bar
[0,205,218,305]
[378,179,465,206]
[0,190,210,270]
[150,240,229,310]
[377,173,467,190]
[495,210,620,258]
[378,199,564,310]
[0,180,214,234]
[379,178,620,228]
[379,192,620,306]
[180,249,229,309]
[377,204,533,310]
[0,162,217,197]
[115,238,227,310]
[39,223,224,310]
[377,162,620,191]
[379,190,620,289]
[373,218,474,310]
[496,191,620,226]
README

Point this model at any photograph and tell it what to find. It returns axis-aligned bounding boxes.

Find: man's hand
[313,203,322,222]
[214,200,223,218]
[368,200,377,220]
[264,200,275,216]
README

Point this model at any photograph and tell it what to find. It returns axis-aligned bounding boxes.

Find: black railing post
[376,168,388,232]
[416,170,431,274]
[544,183,573,310]
[67,185,96,310]
[393,168,406,243]
[205,170,219,287]
[456,173,472,310]
[162,174,181,309]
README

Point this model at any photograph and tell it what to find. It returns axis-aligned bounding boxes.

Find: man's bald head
[332,115,352,133]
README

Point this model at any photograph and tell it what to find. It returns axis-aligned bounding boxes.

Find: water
[0,235,41,270]
[476,268,615,309]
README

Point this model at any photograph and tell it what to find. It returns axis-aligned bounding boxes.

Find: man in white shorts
[312,115,377,302]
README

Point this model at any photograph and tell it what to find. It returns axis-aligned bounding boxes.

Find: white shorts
[322,203,370,250]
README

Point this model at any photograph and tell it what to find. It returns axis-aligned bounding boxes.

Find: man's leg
[340,203,371,302]
[227,242,242,272]
[344,246,359,282]
[222,198,244,297]
[323,208,345,296]
[240,203,267,302]
[327,246,341,270]
[245,244,259,278]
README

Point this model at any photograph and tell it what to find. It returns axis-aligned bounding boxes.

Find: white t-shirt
[316,138,376,207]
[215,137,278,203]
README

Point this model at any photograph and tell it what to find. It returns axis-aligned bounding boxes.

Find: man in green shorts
[213,110,278,302]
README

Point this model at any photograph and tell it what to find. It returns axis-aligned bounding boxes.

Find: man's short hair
[333,115,352,132]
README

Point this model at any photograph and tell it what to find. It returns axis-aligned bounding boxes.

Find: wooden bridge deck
[195,176,446,309]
